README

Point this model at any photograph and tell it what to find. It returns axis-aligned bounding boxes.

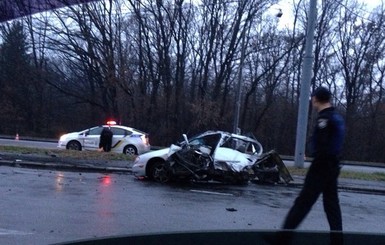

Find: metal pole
[294,0,317,168]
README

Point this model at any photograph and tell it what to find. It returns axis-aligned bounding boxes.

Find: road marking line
[0,228,33,235]
[190,189,234,196]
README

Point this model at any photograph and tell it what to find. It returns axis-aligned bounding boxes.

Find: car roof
[97,125,148,135]
[195,130,260,144]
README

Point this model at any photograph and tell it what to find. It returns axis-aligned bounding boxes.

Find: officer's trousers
[282,158,342,231]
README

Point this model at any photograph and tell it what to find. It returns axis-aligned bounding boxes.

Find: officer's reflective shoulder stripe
[317,118,328,129]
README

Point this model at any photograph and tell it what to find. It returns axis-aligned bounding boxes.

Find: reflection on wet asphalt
[1,166,385,245]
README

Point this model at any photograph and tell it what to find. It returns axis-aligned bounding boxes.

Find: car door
[110,127,130,149]
[83,126,104,150]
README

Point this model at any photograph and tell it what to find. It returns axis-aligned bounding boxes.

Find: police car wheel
[67,141,81,151]
[123,145,137,156]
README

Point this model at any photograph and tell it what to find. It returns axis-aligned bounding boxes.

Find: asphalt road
[1,138,385,244]
[0,138,58,149]
[1,166,385,245]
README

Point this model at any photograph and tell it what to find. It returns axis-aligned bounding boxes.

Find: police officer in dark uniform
[99,127,113,152]
[281,87,345,243]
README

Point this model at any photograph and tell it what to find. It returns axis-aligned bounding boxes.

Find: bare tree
[40,1,127,124]
[332,0,385,160]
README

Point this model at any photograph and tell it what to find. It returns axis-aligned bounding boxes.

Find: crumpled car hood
[213,147,257,172]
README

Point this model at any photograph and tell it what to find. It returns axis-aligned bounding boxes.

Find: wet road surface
[0,166,384,245]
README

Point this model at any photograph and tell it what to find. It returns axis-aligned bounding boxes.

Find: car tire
[149,160,170,183]
[123,145,138,156]
[66,140,82,151]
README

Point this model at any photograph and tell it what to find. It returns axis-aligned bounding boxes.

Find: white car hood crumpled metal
[213,147,258,172]
[167,144,182,157]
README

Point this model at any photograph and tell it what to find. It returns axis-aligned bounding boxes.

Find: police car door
[109,127,126,150]
[84,126,104,150]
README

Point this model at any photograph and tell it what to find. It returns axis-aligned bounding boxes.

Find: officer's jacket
[311,107,345,159]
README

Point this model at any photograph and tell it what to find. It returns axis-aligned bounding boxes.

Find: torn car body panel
[132,130,292,185]
[251,150,294,184]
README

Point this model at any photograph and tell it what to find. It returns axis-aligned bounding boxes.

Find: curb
[0,159,132,173]
[288,176,385,195]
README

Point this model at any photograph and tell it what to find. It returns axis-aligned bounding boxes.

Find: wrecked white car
[132,131,292,185]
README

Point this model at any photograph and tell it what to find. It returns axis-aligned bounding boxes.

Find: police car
[58,121,150,156]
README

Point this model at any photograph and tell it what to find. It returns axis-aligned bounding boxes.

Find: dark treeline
[0,0,384,163]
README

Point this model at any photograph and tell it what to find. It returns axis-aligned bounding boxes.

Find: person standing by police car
[99,126,113,152]
[282,87,345,235]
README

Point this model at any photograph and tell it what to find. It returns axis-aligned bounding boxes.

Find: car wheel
[66,140,82,151]
[123,145,138,156]
[149,161,170,183]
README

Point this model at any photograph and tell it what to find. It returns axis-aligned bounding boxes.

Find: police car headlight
[59,135,68,141]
